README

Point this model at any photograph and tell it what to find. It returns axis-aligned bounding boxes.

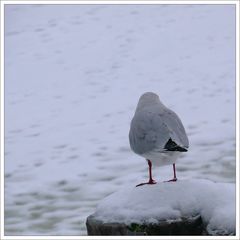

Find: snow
[93,179,235,235]
[4,4,235,235]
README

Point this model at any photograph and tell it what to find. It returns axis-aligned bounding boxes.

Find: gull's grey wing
[129,105,189,155]
[129,107,171,155]
[162,107,189,149]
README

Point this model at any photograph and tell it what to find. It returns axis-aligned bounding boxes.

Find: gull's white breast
[141,150,182,167]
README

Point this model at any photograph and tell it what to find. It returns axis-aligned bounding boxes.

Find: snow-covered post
[86,179,235,236]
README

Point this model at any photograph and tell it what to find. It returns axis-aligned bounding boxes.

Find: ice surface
[4,4,235,235]
[94,179,235,235]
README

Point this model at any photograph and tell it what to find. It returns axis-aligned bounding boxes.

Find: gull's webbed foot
[136,179,157,187]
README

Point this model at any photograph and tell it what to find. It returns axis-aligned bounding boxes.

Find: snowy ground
[4,4,236,236]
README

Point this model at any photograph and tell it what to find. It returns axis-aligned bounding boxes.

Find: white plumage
[129,92,189,185]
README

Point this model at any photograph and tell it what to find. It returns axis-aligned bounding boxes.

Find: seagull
[129,92,189,187]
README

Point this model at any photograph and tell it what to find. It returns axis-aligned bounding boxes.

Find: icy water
[4,4,236,235]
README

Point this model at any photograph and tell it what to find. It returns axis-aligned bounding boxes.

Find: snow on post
[86,179,235,236]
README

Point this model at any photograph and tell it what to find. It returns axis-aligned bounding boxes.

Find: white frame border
[0,1,239,240]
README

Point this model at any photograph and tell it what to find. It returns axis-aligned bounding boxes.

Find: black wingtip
[164,138,188,152]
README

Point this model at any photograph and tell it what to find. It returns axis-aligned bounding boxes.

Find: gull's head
[136,92,161,111]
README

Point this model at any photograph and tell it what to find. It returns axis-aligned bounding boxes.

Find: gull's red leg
[136,159,157,187]
[173,163,177,179]
[148,159,155,184]
[165,163,177,182]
